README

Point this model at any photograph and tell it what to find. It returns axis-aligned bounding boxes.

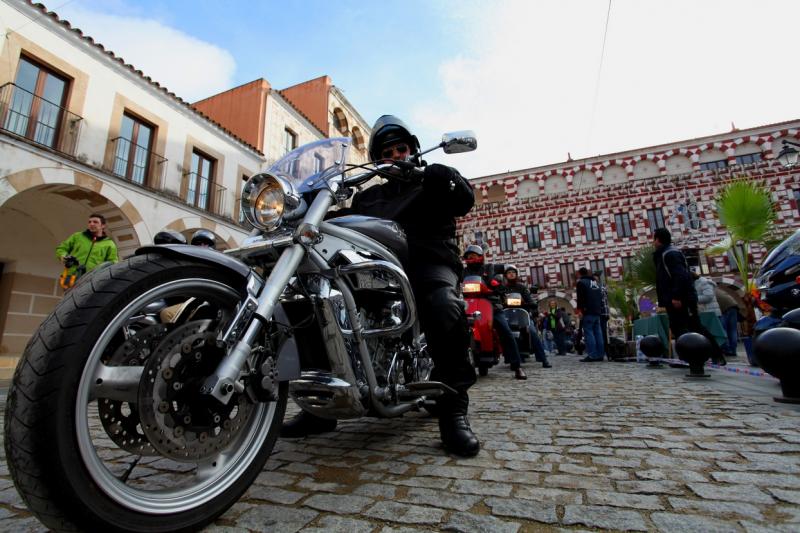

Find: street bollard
[639,335,665,368]
[754,327,800,404]
[676,332,711,378]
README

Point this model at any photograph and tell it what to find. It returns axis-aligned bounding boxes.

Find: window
[499,228,513,252]
[621,256,633,276]
[555,221,571,245]
[589,259,606,283]
[559,263,576,287]
[530,266,547,289]
[647,208,665,230]
[238,174,250,224]
[699,159,727,171]
[313,153,325,174]
[584,217,601,242]
[526,225,541,249]
[5,56,68,148]
[615,213,632,238]
[475,231,484,245]
[187,150,215,210]
[112,113,154,185]
[735,152,761,166]
[284,128,297,154]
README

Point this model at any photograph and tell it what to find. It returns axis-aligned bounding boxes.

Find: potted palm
[705,179,777,363]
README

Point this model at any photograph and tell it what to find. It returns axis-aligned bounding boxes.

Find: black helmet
[368,115,420,162]
[154,230,187,245]
[504,264,518,275]
[190,229,216,249]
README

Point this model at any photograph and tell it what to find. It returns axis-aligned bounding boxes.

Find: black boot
[437,392,480,457]
[280,410,337,438]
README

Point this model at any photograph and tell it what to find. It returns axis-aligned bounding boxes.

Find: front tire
[5,254,287,532]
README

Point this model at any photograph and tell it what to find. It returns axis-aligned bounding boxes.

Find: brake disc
[138,320,253,462]
[98,323,170,455]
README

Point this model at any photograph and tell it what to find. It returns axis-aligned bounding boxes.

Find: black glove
[423,163,457,194]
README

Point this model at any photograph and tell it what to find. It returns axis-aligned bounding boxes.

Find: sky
[44,0,800,178]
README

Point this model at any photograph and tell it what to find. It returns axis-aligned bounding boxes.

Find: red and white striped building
[456,120,800,312]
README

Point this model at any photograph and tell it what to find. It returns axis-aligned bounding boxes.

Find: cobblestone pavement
[1,355,800,532]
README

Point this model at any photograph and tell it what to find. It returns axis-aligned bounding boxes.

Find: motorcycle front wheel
[4,254,287,532]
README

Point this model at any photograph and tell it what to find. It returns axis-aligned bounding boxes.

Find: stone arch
[517,179,539,199]
[350,126,366,150]
[0,168,144,375]
[544,174,568,194]
[162,215,239,250]
[332,107,349,135]
[632,160,659,180]
[665,154,692,175]
[602,165,627,185]
[537,295,576,316]
[573,170,596,190]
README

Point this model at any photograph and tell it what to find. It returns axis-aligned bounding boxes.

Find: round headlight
[241,173,292,231]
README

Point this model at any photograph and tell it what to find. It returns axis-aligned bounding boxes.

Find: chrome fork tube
[203,189,334,404]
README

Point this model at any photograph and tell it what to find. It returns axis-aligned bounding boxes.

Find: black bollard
[639,335,665,368]
[676,332,711,378]
[754,327,800,404]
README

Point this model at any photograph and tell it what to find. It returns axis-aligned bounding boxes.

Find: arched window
[665,155,691,175]
[350,126,365,149]
[332,108,348,134]
[486,184,506,203]
[699,149,727,171]
[734,143,762,166]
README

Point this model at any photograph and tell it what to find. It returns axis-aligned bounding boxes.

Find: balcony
[0,82,83,156]
[106,136,167,187]
[183,172,227,217]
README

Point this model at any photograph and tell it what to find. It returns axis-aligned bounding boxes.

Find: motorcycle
[754,228,800,338]
[462,274,501,376]
[4,132,477,531]
[502,291,533,360]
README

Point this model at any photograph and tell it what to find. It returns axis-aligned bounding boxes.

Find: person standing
[595,272,610,358]
[715,287,741,358]
[543,300,568,355]
[576,267,605,362]
[55,213,118,287]
[652,228,725,365]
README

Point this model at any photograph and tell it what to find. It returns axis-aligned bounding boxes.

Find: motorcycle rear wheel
[4,254,287,532]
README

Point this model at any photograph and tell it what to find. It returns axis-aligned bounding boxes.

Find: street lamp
[776,139,800,168]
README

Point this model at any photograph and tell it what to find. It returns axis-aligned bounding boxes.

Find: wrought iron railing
[183,172,227,216]
[107,136,167,186]
[0,82,83,156]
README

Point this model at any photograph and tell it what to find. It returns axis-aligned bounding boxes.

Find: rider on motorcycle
[504,265,551,368]
[283,115,480,457]
[463,246,527,380]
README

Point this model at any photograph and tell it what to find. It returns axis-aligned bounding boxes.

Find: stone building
[0,0,371,376]
[457,120,800,314]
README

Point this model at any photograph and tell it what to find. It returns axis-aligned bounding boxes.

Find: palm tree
[705,179,776,336]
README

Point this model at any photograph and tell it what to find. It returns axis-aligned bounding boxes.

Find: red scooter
[462,274,502,376]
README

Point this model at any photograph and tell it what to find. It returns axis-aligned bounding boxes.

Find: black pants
[411,264,476,392]
[666,303,722,359]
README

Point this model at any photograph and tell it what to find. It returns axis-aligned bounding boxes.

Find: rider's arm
[55,233,75,262]
[423,164,474,217]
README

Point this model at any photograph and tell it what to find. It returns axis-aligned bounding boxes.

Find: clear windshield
[267,137,350,194]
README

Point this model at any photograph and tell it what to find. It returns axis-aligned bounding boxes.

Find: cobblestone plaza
[1,355,799,531]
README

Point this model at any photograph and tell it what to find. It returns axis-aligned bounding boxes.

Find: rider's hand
[423,163,456,193]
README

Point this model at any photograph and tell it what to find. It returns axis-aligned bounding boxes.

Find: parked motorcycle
[4,132,477,531]
[462,274,501,376]
[754,228,800,337]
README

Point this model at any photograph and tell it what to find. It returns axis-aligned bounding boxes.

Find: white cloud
[414,0,800,178]
[58,6,236,102]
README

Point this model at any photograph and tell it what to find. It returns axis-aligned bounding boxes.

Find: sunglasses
[381,144,409,159]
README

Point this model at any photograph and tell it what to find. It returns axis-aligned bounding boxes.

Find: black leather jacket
[346,165,474,274]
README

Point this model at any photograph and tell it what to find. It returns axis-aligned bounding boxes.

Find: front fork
[201,188,335,404]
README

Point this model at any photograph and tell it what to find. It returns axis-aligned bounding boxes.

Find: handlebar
[342,161,425,188]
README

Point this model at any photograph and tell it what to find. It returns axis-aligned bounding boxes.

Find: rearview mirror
[441,130,477,154]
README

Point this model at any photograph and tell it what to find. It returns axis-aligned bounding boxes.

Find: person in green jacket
[55,213,119,276]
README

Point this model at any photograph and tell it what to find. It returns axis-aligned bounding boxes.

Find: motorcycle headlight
[241,173,298,231]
